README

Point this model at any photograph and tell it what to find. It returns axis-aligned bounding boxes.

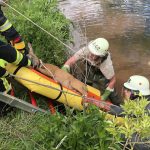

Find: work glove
[101,87,114,101]
[61,65,70,73]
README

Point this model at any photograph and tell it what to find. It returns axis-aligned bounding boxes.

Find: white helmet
[124,75,150,96]
[88,38,109,56]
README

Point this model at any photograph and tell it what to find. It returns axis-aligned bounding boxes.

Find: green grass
[0,106,120,150]
[5,0,72,66]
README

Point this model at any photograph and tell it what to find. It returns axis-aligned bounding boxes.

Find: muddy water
[59,0,150,93]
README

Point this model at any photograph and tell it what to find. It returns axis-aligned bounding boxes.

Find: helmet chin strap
[130,90,142,100]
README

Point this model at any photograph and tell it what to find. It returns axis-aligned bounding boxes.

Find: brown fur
[37,63,87,95]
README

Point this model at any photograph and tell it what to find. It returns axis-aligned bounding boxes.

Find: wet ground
[59,0,150,94]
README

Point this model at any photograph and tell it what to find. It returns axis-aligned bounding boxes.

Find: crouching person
[62,38,121,105]
[109,75,150,150]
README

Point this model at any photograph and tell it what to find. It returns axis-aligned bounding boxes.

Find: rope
[9,73,123,115]
[2,1,76,53]
[3,1,102,104]
[3,1,90,81]
[9,73,81,98]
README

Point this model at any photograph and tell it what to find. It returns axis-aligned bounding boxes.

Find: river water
[59,0,150,93]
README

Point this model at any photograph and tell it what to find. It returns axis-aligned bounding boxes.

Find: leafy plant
[107,98,150,149]
[5,0,71,66]
[0,106,120,150]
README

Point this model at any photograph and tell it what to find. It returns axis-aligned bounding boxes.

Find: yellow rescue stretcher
[6,64,125,125]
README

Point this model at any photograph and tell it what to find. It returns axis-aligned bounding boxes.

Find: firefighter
[0,1,40,115]
[62,38,121,105]
[0,1,40,93]
[0,40,40,116]
[108,75,150,150]
[108,75,150,116]
[0,2,27,54]
[123,75,150,102]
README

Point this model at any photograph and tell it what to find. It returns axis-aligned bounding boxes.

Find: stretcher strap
[13,66,22,75]
[51,82,63,101]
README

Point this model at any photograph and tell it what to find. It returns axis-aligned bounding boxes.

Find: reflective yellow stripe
[1,78,11,93]
[0,59,7,68]
[14,41,25,50]
[0,20,12,32]
[3,71,9,77]
[13,50,23,65]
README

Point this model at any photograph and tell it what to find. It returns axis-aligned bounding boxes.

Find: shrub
[107,98,150,149]
[0,106,120,150]
[5,0,71,66]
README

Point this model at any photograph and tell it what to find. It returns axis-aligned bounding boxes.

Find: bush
[107,98,150,149]
[5,0,71,66]
[0,106,120,150]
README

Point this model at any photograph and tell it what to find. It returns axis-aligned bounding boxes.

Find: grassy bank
[0,1,150,150]
[5,0,71,66]
[0,107,120,150]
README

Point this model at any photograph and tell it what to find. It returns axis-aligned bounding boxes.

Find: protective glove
[61,65,70,73]
[101,87,114,101]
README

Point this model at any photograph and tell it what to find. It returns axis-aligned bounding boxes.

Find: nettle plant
[107,98,150,149]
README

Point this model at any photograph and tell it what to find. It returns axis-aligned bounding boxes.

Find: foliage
[0,106,120,150]
[1,1,150,150]
[5,0,71,66]
[107,98,150,149]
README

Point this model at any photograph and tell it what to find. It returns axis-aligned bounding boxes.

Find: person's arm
[108,104,124,117]
[107,75,116,89]
[61,56,77,72]
[101,76,116,101]
[0,8,27,54]
[0,41,39,68]
[61,47,86,72]
[0,66,9,78]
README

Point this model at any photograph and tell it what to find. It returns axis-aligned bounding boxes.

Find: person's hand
[61,65,70,73]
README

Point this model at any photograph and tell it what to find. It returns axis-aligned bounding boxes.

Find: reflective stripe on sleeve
[0,19,12,32]
[13,50,23,65]
[1,78,11,93]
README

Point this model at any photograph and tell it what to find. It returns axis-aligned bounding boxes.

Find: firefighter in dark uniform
[0,2,40,115]
[0,2,26,53]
